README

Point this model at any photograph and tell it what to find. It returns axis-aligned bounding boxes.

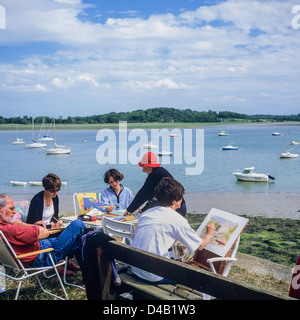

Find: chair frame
[202,236,240,300]
[0,230,68,300]
[102,216,135,244]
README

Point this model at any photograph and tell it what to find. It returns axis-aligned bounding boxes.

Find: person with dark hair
[131,177,215,283]
[100,169,133,212]
[126,152,187,217]
[26,173,63,228]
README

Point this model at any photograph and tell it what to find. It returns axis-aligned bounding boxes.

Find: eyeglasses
[49,189,60,193]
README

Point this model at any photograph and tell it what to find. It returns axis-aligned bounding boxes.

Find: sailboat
[39,117,54,142]
[43,116,71,155]
[11,125,25,145]
[280,123,298,158]
[26,118,47,148]
[218,119,228,136]
[221,128,238,150]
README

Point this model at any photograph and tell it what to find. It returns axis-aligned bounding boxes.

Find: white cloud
[0,0,299,116]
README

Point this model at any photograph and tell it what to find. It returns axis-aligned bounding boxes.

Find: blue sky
[0,0,299,118]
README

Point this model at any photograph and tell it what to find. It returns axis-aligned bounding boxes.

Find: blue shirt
[100,185,133,210]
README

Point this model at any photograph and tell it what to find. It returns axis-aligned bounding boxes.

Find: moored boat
[10,181,27,186]
[232,167,274,182]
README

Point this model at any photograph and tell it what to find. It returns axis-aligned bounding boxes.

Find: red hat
[139,152,161,168]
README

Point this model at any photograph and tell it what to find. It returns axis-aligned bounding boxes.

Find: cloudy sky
[0,0,299,118]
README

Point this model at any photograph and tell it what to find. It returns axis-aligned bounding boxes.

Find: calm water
[1,124,300,196]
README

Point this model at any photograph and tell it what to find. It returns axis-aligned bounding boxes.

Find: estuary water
[1,123,300,196]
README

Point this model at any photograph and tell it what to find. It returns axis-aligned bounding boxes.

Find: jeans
[30,220,85,268]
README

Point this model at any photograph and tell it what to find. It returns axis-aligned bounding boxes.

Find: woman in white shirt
[131,177,215,283]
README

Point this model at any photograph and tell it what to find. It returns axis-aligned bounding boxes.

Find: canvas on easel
[196,208,249,257]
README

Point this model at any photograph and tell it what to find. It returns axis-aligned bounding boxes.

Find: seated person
[100,169,133,212]
[26,173,63,229]
[131,177,215,283]
[0,194,85,271]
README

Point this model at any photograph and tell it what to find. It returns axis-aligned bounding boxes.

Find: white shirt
[43,202,54,225]
[131,206,202,282]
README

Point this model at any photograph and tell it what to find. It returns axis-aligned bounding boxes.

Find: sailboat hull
[44,148,71,155]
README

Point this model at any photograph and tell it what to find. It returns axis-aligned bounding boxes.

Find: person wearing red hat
[125,152,186,217]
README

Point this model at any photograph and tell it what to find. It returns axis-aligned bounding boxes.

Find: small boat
[272,132,282,136]
[290,141,300,145]
[157,151,173,156]
[143,142,158,149]
[168,133,180,137]
[280,124,298,158]
[233,167,274,182]
[61,181,67,186]
[43,116,71,155]
[280,151,299,159]
[26,140,47,148]
[218,130,228,136]
[39,117,54,142]
[11,125,25,145]
[11,138,25,145]
[10,181,27,186]
[221,145,238,150]
[82,139,87,143]
[29,181,42,186]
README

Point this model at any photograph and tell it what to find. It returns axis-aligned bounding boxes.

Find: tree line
[1,108,300,124]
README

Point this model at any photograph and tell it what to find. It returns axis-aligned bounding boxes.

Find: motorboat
[157,151,173,156]
[290,141,300,145]
[11,138,25,145]
[143,142,158,149]
[232,167,274,182]
[280,151,299,159]
[218,130,228,136]
[10,181,27,186]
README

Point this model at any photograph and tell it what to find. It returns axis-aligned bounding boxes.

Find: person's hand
[53,221,64,229]
[124,209,131,216]
[106,205,113,212]
[34,220,46,228]
[206,223,215,235]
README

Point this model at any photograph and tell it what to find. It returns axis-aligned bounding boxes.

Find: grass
[1,214,297,300]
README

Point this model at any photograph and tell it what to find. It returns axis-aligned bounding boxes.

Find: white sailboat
[43,116,71,155]
[221,128,238,150]
[39,117,54,142]
[11,125,25,145]
[218,119,228,136]
[26,118,47,148]
[280,123,298,158]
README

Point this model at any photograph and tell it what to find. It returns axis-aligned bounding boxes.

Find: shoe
[57,265,74,276]
[67,261,81,272]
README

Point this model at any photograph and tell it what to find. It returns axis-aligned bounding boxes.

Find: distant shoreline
[1,121,300,131]
[12,192,300,220]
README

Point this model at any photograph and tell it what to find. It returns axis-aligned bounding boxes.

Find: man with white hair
[0,194,85,269]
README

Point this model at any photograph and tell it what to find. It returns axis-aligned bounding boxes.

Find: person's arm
[26,193,43,224]
[37,225,49,239]
[197,223,215,250]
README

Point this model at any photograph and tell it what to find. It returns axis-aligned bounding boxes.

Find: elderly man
[0,194,85,269]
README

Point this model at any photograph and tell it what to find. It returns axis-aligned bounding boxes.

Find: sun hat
[138,152,161,168]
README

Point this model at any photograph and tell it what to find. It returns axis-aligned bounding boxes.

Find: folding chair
[0,230,68,300]
[72,192,101,216]
[102,216,135,245]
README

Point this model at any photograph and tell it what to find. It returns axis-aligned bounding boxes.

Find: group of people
[0,152,215,286]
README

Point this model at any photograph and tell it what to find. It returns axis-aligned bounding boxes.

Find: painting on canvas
[196,208,249,257]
